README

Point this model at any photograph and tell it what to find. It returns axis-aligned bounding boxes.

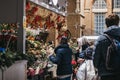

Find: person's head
[105,14,119,28]
[77,36,89,47]
[60,36,68,44]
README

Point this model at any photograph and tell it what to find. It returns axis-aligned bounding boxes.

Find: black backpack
[104,34,120,71]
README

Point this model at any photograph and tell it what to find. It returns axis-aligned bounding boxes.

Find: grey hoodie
[104,25,120,41]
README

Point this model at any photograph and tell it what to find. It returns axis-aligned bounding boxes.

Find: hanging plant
[56,22,63,31]
[56,15,61,23]
[26,2,31,11]
[57,30,71,40]
[50,21,55,28]
[44,13,53,29]
[31,6,38,14]
[56,17,66,31]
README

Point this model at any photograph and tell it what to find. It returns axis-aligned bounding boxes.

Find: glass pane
[114,0,120,8]
[94,13,105,35]
[93,0,107,9]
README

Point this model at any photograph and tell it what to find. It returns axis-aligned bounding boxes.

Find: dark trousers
[101,75,120,80]
[57,76,71,80]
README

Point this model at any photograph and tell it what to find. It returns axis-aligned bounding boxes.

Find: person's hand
[77,58,85,64]
[46,47,53,53]
[46,47,54,58]
[76,47,80,52]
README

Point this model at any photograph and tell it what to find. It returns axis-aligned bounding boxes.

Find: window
[93,0,107,9]
[94,13,105,35]
[113,0,120,8]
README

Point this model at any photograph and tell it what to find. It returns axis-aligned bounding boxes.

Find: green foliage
[15,53,37,67]
[69,40,78,53]
[0,50,37,69]
[0,24,37,69]
[0,50,15,69]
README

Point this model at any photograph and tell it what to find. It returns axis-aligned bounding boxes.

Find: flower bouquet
[0,23,17,69]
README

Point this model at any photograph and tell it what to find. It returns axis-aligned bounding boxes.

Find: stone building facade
[67,0,120,37]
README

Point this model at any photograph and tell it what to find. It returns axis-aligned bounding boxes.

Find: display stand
[0,69,3,80]
[0,60,27,80]
[0,0,27,80]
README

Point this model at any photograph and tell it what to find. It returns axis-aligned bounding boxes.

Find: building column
[106,0,113,14]
[17,0,26,54]
[80,0,85,36]
[76,0,80,13]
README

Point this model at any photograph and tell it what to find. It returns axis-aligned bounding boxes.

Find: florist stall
[0,0,71,80]
[0,0,28,80]
[25,1,71,80]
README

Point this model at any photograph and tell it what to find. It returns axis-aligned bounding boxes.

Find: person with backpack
[93,14,120,80]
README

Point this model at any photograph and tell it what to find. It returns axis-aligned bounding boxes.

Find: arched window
[93,0,107,9]
[92,0,106,35]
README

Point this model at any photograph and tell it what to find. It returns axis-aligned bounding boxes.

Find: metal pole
[2,69,4,80]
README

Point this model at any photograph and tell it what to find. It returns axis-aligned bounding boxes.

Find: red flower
[62,18,65,23]
[39,69,44,75]
[32,6,38,14]
[71,60,77,65]
[26,2,30,11]
[49,13,53,16]
[33,15,41,24]
[56,34,62,39]
[51,21,55,27]
[56,15,61,22]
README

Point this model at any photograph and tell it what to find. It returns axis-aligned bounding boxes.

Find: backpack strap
[103,34,113,43]
[103,34,116,48]
[103,34,116,70]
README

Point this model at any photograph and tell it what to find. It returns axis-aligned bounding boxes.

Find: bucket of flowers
[0,23,18,69]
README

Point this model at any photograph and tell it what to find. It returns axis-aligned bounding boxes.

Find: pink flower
[71,60,77,65]
[27,68,35,77]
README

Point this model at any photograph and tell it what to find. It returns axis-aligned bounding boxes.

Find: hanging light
[52,0,58,6]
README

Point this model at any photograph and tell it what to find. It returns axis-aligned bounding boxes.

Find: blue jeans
[57,76,71,80]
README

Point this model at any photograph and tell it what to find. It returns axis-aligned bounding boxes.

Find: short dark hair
[60,36,68,44]
[105,14,119,27]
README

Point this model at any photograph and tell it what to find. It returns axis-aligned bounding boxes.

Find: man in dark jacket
[93,14,120,80]
[49,36,73,80]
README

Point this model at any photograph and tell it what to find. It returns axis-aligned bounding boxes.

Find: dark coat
[79,47,93,60]
[93,26,120,76]
[49,44,73,76]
